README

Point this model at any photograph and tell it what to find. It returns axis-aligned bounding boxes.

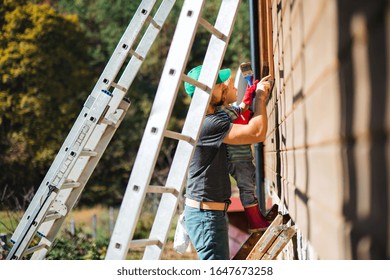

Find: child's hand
[242,79,259,105]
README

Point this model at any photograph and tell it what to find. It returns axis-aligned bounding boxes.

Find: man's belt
[185,198,231,211]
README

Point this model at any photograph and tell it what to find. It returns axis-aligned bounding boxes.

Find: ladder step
[181,74,211,93]
[62,180,81,189]
[23,243,49,256]
[147,185,179,196]
[80,149,98,157]
[260,226,297,260]
[164,130,195,145]
[43,213,63,223]
[129,49,145,61]
[199,17,227,41]
[129,239,162,248]
[110,82,128,93]
[146,15,162,30]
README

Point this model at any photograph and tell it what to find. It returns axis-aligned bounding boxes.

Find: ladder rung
[181,74,211,94]
[23,243,49,256]
[146,15,162,30]
[148,185,179,196]
[43,213,63,223]
[110,81,128,93]
[199,18,227,41]
[129,239,162,248]
[164,130,195,145]
[258,224,285,252]
[129,49,145,61]
[62,180,81,189]
[261,226,297,260]
[80,149,98,157]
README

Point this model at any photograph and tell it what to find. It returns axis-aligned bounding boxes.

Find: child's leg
[228,161,269,232]
[228,161,257,206]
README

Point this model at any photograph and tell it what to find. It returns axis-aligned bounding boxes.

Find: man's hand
[256,75,272,102]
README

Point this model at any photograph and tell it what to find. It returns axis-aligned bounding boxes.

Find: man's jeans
[184,205,229,260]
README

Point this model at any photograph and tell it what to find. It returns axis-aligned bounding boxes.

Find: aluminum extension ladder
[105,0,241,260]
[7,0,176,260]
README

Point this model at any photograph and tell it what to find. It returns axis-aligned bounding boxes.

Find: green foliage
[0,1,92,204]
[227,1,251,66]
[0,0,27,26]
[54,0,141,74]
[133,211,154,240]
[46,228,108,260]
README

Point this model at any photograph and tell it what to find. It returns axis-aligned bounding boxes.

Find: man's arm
[223,75,271,145]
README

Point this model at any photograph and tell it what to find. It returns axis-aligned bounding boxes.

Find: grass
[0,205,197,260]
[65,205,113,240]
[0,210,22,235]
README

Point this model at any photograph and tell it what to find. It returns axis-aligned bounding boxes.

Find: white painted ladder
[105,0,241,260]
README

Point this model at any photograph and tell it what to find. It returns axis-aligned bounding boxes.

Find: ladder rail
[261,226,297,260]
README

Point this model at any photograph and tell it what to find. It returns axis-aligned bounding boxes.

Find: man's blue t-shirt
[186,111,233,202]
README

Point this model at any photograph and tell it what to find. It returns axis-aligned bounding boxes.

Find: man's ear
[210,85,223,106]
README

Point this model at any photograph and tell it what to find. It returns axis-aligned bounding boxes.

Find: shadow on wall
[337,0,389,259]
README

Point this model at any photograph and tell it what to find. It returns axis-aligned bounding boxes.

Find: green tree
[54,0,141,74]
[226,0,251,66]
[0,0,92,206]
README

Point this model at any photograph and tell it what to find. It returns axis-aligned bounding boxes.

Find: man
[183,65,271,260]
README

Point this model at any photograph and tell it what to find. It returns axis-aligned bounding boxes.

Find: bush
[46,228,108,260]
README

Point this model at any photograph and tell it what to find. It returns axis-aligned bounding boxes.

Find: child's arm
[239,79,259,112]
